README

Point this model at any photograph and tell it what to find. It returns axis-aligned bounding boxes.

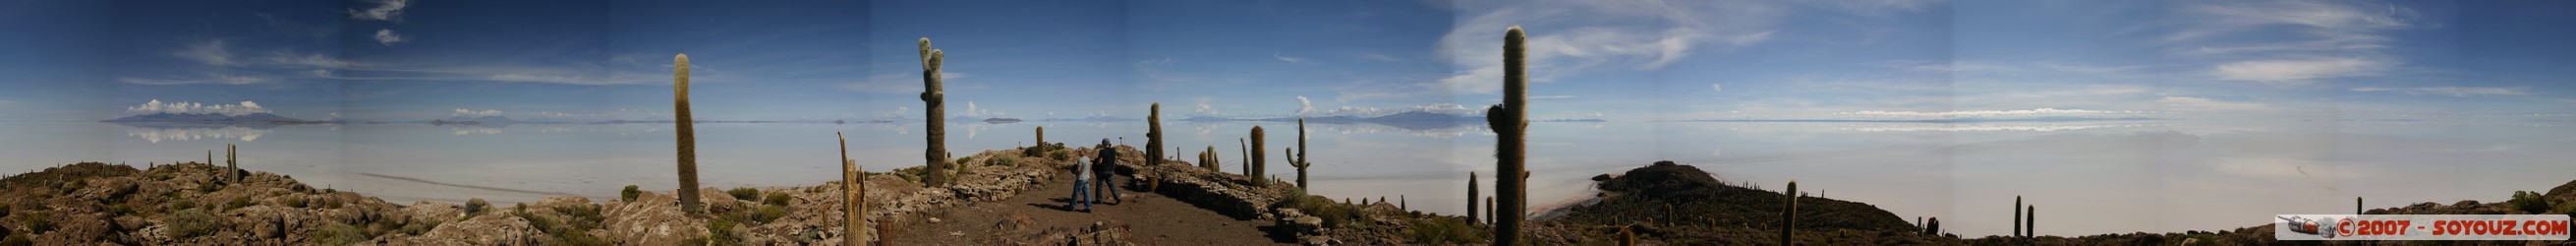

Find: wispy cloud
[1434,1,1794,94]
[2170,1,2416,86]
[173,39,237,66]
[126,99,271,115]
[2156,96,2273,111]
[1830,108,2162,121]
[373,29,407,46]
[2350,87,2529,97]
[836,72,964,93]
[1272,52,1309,64]
[347,0,409,22]
[450,108,502,117]
[118,73,274,86]
[1294,95,1314,115]
[2210,57,2390,87]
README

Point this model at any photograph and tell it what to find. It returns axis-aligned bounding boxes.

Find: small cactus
[1238,138,1249,175]
[2014,196,2023,237]
[1620,225,1636,246]
[1486,196,1495,224]
[674,53,704,214]
[1467,171,1479,224]
[2026,205,2035,238]
[920,37,950,187]
[1924,217,1940,235]
[1034,126,1047,154]
[1199,146,1220,171]
[1249,126,1266,184]
[1781,180,1797,245]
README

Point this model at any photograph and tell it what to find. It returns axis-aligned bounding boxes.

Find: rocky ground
[2,149,2570,245]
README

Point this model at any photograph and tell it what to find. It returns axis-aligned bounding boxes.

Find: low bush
[2510,191,2551,214]
[167,210,222,237]
[224,196,257,211]
[620,185,642,202]
[310,222,369,246]
[727,188,761,201]
[763,192,792,207]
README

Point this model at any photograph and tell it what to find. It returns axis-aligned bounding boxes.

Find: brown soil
[883,170,1292,245]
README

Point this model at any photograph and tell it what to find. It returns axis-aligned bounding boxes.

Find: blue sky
[2,0,2572,122]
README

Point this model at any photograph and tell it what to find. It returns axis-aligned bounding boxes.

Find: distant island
[430,116,516,125]
[982,117,1024,123]
[100,112,324,124]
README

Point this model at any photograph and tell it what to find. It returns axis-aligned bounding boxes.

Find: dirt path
[886,170,1294,245]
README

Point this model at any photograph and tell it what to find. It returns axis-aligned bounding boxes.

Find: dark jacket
[1092,147,1117,174]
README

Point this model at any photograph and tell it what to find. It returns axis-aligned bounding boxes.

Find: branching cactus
[920,37,950,187]
[1249,126,1267,184]
[1782,180,1797,245]
[1199,146,1220,171]
[1147,103,1164,167]
[1289,118,1311,189]
[1484,26,1533,245]
[674,54,704,214]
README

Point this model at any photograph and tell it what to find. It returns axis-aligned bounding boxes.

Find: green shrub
[554,205,605,230]
[2510,191,2552,214]
[400,219,441,236]
[310,222,369,246]
[721,205,788,225]
[198,181,218,193]
[170,200,197,211]
[727,188,761,201]
[285,196,309,208]
[0,234,26,246]
[21,213,53,233]
[763,192,791,207]
[167,210,222,237]
[706,219,742,245]
[224,196,256,211]
[620,185,642,202]
[465,199,490,217]
[1406,217,1484,244]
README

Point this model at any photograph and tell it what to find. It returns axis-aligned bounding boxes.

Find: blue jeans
[1071,179,1092,211]
[1096,170,1121,202]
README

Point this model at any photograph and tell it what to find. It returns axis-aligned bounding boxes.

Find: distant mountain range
[101,112,317,124]
[431,116,517,125]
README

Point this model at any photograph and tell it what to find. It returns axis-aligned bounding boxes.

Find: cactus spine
[840,132,863,245]
[673,54,704,214]
[919,37,949,187]
[1147,103,1164,167]
[1467,171,1478,224]
[1782,180,1797,245]
[1289,118,1311,189]
[1249,126,1266,184]
[1484,26,1532,245]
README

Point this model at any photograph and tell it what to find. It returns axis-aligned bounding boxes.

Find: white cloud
[2211,57,2390,87]
[2349,87,2528,97]
[174,39,236,66]
[263,49,359,68]
[347,0,409,22]
[118,73,274,86]
[126,99,272,115]
[1829,108,2162,120]
[1272,52,1309,64]
[1434,1,1792,94]
[836,72,966,93]
[2171,1,2416,86]
[1709,83,1723,93]
[373,29,407,46]
[2156,96,2272,111]
[451,108,502,117]
[1294,95,1314,115]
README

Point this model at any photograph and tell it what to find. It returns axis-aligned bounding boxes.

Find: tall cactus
[1035,126,1047,154]
[225,144,238,183]
[2014,196,2023,237]
[1249,126,1266,184]
[673,54,704,214]
[1467,171,1478,224]
[1289,118,1311,189]
[919,37,949,187]
[1147,103,1164,167]
[1782,180,1797,245]
[1484,26,1532,245]
[839,132,862,245]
